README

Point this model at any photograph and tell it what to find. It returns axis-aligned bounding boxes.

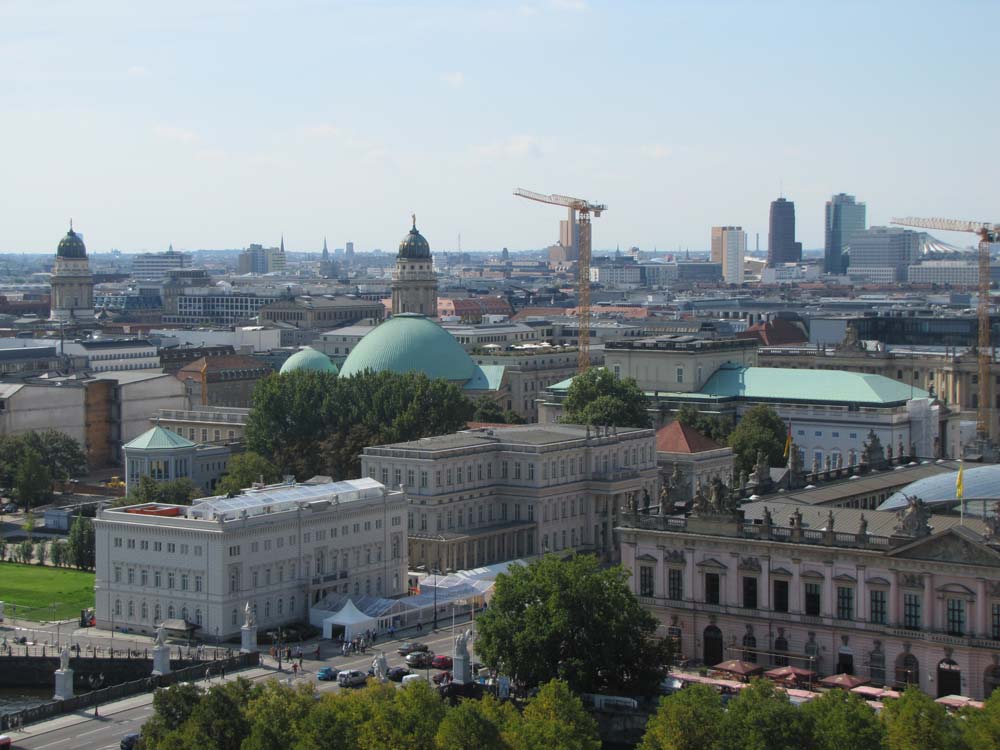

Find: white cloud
[301,123,344,139]
[440,71,465,89]
[126,65,149,78]
[642,144,673,159]
[473,134,543,160]
[153,124,197,144]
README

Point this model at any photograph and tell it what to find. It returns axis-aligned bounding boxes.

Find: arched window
[195,609,202,626]
[181,606,188,622]
[895,651,919,686]
[290,596,296,613]
[127,601,134,618]
[773,634,789,667]
[167,604,175,619]
[264,601,271,618]
[141,602,148,620]
[232,609,238,626]
[278,598,284,615]
[742,629,757,663]
[115,599,122,616]
[154,604,161,623]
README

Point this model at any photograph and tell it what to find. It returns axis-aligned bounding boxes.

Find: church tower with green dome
[391,215,438,317]
[50,222,95,322]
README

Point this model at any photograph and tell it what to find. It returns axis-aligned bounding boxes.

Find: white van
[401,674,424,687]
[582,693,639,711]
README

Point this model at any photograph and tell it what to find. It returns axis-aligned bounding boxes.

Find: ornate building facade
[391,216,438,316]
[50,224,95,322]
[619,497,1000,699]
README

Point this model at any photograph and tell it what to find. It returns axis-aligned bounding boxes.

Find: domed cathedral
[391,215,438,317]
[50,222,95,322]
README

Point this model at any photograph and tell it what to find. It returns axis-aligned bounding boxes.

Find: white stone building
[362,424,659,571]
[49,224,95,322]
[94,477,409,641]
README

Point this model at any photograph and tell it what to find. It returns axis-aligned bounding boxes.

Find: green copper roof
[701,364,930,405]
[339,314,476,382]
[124,425,195,451]
[280,346,338,375]
[398,220,431,260]
[57,227,87,259]
[464,364,505,391]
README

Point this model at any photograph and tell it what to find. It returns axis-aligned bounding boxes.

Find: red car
[431,655,453,670]
[432,670,453,685]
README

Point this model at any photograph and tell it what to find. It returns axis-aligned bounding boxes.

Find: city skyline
[2,0,997,254]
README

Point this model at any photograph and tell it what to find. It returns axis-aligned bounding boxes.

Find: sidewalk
[7,665,276,742]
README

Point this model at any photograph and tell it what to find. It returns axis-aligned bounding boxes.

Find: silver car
[337,669,367,688]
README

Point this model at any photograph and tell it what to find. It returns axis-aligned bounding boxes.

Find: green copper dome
[57,226,87,259]
[339,314,475,382]
[280,346,338,375]
[398,216,431,260]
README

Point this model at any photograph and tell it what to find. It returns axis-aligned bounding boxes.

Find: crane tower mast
[514,189,606,373]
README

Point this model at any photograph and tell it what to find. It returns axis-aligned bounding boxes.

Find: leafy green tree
[435,699,507,750]
[16,539,34,564]
[243,681,315,750]
[0,538,7,561]
[476,554,671,695]
[881,686,960,750]
[718,678,807,750]
[639,684,724,750]
[799,688,883,750]
[49,539,67,567]
[562,368,650,427]
[22,511,35,540]
[959,686,1000,750]
[246,370,474,480]
[217,451,281,496]
[674,405,733,443]
[473,398,507,423]
[119,476,199,507]
[35,542,47,566]
[32,430,87,481]
[141,682,204,749]
[14,447,52,508]
[158,679,254,750]
[511,679,601,750]
[295,693,362,750]
[727,404,787,476]
[67,514,95,570]
[356,680,446,750]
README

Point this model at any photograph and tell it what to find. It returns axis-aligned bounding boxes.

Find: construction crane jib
[892,216,1000,447]
[514,188,607,373]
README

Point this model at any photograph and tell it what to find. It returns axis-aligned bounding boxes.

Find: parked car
[120,733,140,750]
[387,666,411,682]
[396,642,429,656]
[431,655,453,670]
[338,669,367,688]
[317,666,338,681]
[3,504,18,514]
[432,670,453,685]
[401,673,424,687]
[0,735,12,750]
[405,651,435,668]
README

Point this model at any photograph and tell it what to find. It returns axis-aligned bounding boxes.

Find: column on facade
[924,574,936,631]
[760,556,771,610]
[685,547,697,602]
[857,566,868,622]
[727,553,740,606]
[889,570,900,626]
[977,578,988,637]
[823,562,835,618]
[790,560,802,613]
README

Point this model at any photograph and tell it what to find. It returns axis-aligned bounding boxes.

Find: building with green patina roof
[123,425,231,496]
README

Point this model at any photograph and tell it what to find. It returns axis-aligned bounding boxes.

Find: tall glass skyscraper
[768,197,801,265]
[824,193,866,274]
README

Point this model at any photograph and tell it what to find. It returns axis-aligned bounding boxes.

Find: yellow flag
[956,461,964,501]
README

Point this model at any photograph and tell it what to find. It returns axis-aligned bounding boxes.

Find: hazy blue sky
[2,0,997,254]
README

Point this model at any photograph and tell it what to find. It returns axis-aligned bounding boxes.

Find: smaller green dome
[280,346,338,374]
[57,226,87,259]
[398,216,431,260]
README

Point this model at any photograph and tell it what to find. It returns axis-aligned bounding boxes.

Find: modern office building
[50,224,95,322]
[93,477,409,639]
[824,193,867,274]
[62,339,160,373]
[361,423,659,571]
[846,227,921,283]
[711,226,746,284]
[132,248,190,280]
[391,218,438,316]
[767,198,802,265]
[237,241,286,275]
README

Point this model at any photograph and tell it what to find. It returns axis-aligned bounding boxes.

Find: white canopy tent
[320,599,377,641]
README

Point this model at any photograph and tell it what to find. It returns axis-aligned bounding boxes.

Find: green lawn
[0,562,95,621]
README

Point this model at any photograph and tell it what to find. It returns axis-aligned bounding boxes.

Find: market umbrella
[712,659,764,679]
[765,665,817,683]
[819,673,870,690]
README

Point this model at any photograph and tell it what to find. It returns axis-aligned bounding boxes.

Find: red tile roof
[737,318,808,346]
[656,420,724,454]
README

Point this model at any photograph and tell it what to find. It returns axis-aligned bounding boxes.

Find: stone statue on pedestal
[60,645,70,671]
[244,602,255,628]
[372,651,389,683]
[658,484,669,515]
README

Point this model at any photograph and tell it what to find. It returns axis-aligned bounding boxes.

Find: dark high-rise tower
[824,193,866,274]
[767,197,801,265]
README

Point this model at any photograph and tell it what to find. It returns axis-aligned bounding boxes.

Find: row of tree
[245,370,476,480]
[640,678,1000,750]
[0,430,88,508]
[560,370,789,476]
[142,677,601,750]
[0,515,93,569]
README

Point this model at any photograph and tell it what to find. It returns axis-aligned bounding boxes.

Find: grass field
[0,562,95,621]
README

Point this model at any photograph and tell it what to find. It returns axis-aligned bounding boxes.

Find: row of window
[114,566,203,592]
[114,538,202,556]
[409,503,534,532]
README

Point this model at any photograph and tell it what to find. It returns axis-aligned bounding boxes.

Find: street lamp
[432,569,438,631]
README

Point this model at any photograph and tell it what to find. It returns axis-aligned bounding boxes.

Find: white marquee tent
[320,599,376,641]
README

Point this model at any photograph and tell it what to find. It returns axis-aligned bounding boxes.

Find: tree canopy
[14,446,51,508]
[562,369,650,427]
[674,404,733,444]
[475,554,671,695]
[114,476,200,507]
[798,687,884,750]
[639,684,724,750]
[216,451,281,496]
[245,370,475,480]
[717,678,806,750]
[881,686,960,750]
[727,404,787,475]
[472,398,525,425]
[0,429,87,489]
[66,514,95,570]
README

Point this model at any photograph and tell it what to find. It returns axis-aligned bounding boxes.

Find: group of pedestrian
[341,635,368,656]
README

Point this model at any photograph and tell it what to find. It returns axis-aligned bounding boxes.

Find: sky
[2,0,998,254]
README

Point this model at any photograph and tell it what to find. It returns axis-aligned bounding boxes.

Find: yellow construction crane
[514,189,606,372]
[892,216,1000,450]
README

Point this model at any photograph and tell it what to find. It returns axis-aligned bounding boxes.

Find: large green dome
[280,346,338,375]
[339,314,475,382]
[398,217,431,260]
[57,227,87,259]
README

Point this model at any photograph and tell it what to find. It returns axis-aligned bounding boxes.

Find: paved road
[10,627,473,750]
